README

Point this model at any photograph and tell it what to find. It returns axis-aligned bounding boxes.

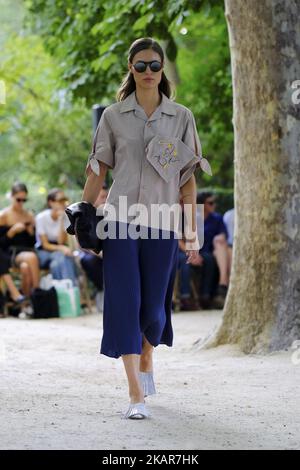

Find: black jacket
[65,201,104,255]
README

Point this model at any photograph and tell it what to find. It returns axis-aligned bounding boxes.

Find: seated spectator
[190,191,230,309]
[35,188,78,286]
[223,207,234,278]
[0,182,40,297]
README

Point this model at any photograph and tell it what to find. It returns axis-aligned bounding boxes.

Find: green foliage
[175,6,233,189]
[25,0,218,104]
[24,0,233,189]
[0,33,91,192]
[0,0,232,194]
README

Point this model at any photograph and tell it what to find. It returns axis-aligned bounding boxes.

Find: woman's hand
[187,251,203,266]
[7,222,26,237]
[58,245,73,257]
[184,233,201,265]
[185,250,201,264]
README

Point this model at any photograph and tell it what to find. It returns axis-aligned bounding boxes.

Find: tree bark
[160,39,180,88]
[208,0,300,353]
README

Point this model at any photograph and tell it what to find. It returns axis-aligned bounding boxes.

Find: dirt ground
[1,308,299,450]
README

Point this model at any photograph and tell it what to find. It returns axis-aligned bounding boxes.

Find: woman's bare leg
[213,238,229,286]
[15,252,40,290]
[2,274,22,300]
[122,354,145,404]
[24,252,40,288]
[140,335,154,372]
[18,262,32,296]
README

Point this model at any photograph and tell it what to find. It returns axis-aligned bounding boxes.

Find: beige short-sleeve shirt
[85,90,212,235]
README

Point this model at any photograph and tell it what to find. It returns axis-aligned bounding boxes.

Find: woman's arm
[180,174,198,243]
[0,211,9,248]
[82,162,108,205]
[0,211,25,245]
[179,174,200,263]
[39,234,72,255]
[39,234,60,252]
[24,212,36,237]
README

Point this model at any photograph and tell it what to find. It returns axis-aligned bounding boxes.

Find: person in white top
[35,188,78,286]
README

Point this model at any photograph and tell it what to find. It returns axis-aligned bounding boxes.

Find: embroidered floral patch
[153,141,180,168]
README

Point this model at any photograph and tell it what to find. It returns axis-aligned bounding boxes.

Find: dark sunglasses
[55,197,68,203]
[132,60,162,73]
[16,198,28,203]
[206,200,216,206]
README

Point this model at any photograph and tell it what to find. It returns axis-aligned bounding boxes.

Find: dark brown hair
[197,191,215,205]
[116,37,174,101]
[11,182,28,195]
[47,188,64,208]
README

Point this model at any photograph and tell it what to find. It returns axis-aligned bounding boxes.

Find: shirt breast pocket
[145,135,199,183]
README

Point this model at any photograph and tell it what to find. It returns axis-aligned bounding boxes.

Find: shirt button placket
[138,120,153,206]
[144,120,154,163]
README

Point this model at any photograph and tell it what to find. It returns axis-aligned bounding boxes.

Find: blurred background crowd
[0,181,234,317]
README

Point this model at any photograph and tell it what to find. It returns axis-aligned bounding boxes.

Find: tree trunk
[160,39,180,88]
[208,0,300,353]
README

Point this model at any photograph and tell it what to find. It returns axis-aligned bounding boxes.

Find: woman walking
[82,37,212,419]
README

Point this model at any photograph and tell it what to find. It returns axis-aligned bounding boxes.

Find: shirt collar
[119,90,176,116]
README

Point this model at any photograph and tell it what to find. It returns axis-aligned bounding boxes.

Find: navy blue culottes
[100,221,179,359]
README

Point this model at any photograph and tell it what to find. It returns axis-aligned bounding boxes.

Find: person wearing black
[0,182,40,297]
[190,191,230,309]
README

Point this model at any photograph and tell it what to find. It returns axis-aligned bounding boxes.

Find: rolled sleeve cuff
[85,109,115,177]
[179,160,200,187]
[180,110,212,185]
[85,148,114,177]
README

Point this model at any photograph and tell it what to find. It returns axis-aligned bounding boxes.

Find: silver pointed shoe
[139,371,156,397]
[122,402,150,419]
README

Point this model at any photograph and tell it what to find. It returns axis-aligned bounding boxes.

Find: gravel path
[1,309,299,450]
